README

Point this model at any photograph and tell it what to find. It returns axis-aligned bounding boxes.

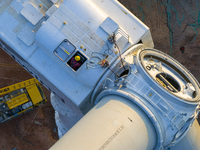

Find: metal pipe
[50,95,157,150]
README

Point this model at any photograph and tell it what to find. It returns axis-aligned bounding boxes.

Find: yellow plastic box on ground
[0,78,47,123]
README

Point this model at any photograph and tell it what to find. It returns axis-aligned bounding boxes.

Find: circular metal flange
[136,49,200,103]
[95,88,163,150]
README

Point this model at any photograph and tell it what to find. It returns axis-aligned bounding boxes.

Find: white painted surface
[18,26,35,46]
[50,95,157,150]
[1,1,199,149]
[21,2,43,25]
[0,0,153,107]
[170,120,200,150]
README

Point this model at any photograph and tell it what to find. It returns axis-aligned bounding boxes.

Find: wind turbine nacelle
[51,44,200,150]
[0,0,199,149]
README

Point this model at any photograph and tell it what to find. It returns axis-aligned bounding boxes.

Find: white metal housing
[0,0,199,149]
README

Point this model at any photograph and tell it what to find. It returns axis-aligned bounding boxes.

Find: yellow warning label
[64,50,70,55]
[6,93,29,109]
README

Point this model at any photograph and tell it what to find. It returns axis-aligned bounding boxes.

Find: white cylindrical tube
[50,95,157,150]
[170,119,200,150]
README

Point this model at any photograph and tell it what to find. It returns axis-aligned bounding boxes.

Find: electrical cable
[114,43,126,71]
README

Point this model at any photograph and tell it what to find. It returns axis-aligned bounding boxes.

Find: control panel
[67,51,87,71]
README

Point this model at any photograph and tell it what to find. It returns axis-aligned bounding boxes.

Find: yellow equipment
[0,78,47,123]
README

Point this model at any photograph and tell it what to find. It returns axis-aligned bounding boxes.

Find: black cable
[114,43,126,71]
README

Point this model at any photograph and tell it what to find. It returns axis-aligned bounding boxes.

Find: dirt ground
[119,0,200,82]
[0,50,58,150]
[0,0,200,150]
